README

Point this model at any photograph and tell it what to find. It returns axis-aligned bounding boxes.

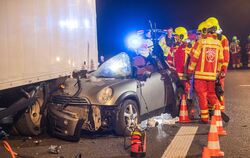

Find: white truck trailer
[0,0,98,135]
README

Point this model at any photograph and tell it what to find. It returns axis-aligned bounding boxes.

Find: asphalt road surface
[0,70,250,158]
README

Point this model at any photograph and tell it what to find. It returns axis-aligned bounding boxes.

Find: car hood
[62,77,138,105]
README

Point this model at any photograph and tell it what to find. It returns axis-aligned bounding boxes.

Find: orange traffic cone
[214,104,227,136]
[202,147,211,158]
[207,116,224,157]
[178,94,190,123]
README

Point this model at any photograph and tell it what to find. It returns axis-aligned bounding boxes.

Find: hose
[2,140,17,158]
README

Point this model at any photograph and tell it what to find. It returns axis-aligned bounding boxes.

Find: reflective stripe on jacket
[187,35,224,81]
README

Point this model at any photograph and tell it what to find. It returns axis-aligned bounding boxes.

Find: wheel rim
[28,87,43,126]
[29,99,41,126]
[124,104,138,129]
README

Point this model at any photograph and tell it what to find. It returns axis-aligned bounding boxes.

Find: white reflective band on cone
[216,121,223,127]
[180,111,188,116]
[208,141,220,149]
[210,125,218,133]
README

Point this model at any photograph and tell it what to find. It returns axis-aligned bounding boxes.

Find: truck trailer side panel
[0,0,98,90]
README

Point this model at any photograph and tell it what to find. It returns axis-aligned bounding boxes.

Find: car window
[92,52,132,78]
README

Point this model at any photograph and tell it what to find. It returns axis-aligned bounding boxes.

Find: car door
[137,72,165,115]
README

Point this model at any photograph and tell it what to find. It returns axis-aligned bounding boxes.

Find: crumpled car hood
[62,77,137,105]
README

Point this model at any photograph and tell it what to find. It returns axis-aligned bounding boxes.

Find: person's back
[189,35,223,81]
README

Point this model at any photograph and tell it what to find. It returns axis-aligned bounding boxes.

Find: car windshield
[92,52,132,78]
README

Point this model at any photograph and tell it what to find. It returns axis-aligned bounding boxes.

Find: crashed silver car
[47,52,178,141]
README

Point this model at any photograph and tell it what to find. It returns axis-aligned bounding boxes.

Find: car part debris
[47,104,84,141]
[74,152,82,158]
[0,127,9,139]
[33,140,42,145]
[48,145,62,154]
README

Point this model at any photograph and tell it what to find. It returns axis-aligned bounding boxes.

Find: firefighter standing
[206,17,230,112]
[187,22,224,123]
[230,36,241,68]
[197,21,207,40]
[172,27,192,97]
[246,35,250,68]
[159,27,175,66]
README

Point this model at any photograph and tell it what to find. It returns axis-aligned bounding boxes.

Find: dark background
[96,0,250,60]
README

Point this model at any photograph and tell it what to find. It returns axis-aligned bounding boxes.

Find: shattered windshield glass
[92,52,132,78]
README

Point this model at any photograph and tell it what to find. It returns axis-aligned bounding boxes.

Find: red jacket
[187,35,224,81]
[173,43,191,80]
[221,35,230,73]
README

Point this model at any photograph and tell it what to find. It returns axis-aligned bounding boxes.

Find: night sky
[96,0,250,59]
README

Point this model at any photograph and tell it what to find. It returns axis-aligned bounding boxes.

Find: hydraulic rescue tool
[215,78,230,122]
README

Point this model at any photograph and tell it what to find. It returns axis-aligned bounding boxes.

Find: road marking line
[161,126,198,158]
[239,85,250,87]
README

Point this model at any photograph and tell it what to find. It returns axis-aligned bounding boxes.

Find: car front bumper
[47,95,119,139]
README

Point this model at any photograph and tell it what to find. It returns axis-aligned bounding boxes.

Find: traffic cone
[214,104,227,136]
[178,94,190,123]
[202,147,211,158]
[207,116,224,157]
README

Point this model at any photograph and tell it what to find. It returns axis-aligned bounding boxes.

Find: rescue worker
[159,27,175,66]
[246,35,250,68]
[138,30,154,58]
[206,17,230,112]
[172,27,192,97]
[196,21,207,40]
[98,55,105,67]
[165,27,175,47]
[230,36,241,68]
[187,21,224,123]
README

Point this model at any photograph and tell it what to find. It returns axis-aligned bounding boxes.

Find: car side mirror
[137,71,152,81]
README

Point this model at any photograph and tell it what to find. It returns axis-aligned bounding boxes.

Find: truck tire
[15,86,46,136]
[115,99,139,136]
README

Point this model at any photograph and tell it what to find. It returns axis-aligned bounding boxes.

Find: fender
[115,91,140,110]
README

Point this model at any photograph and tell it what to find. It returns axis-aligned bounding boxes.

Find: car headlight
[97,87,113,104]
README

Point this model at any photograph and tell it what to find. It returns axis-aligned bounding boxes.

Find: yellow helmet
[174,27,188,40]
[206,17,221,30]
[204,21,213,30]
[198,21,206,31]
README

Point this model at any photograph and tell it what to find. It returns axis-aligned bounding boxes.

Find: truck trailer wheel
[14,86,46,136]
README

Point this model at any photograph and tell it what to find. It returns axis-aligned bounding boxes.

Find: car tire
[14,86,46,136]
[115,99,139,136]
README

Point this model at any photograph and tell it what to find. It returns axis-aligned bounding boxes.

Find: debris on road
[0,127,9,139]
[33,140,42,145]
[48,145,62,154]
[74,152,82,158]
[140,113,178,129]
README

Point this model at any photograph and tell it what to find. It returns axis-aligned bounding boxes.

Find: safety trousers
[194,79,221,122]
[220,78,225,112]
[232,53,241,68]
[181,80,191,99]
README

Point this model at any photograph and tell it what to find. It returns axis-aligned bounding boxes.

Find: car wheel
[115,99,139,136]
[14,86,46,136]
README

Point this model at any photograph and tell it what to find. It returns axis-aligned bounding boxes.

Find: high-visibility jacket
[173,43,191,80]
[187,35,224,81]
[159,36,171,57]
[220,35,230,73]
[230,42,241,54]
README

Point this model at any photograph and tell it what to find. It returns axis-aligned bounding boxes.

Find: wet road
[0,70,250,158]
